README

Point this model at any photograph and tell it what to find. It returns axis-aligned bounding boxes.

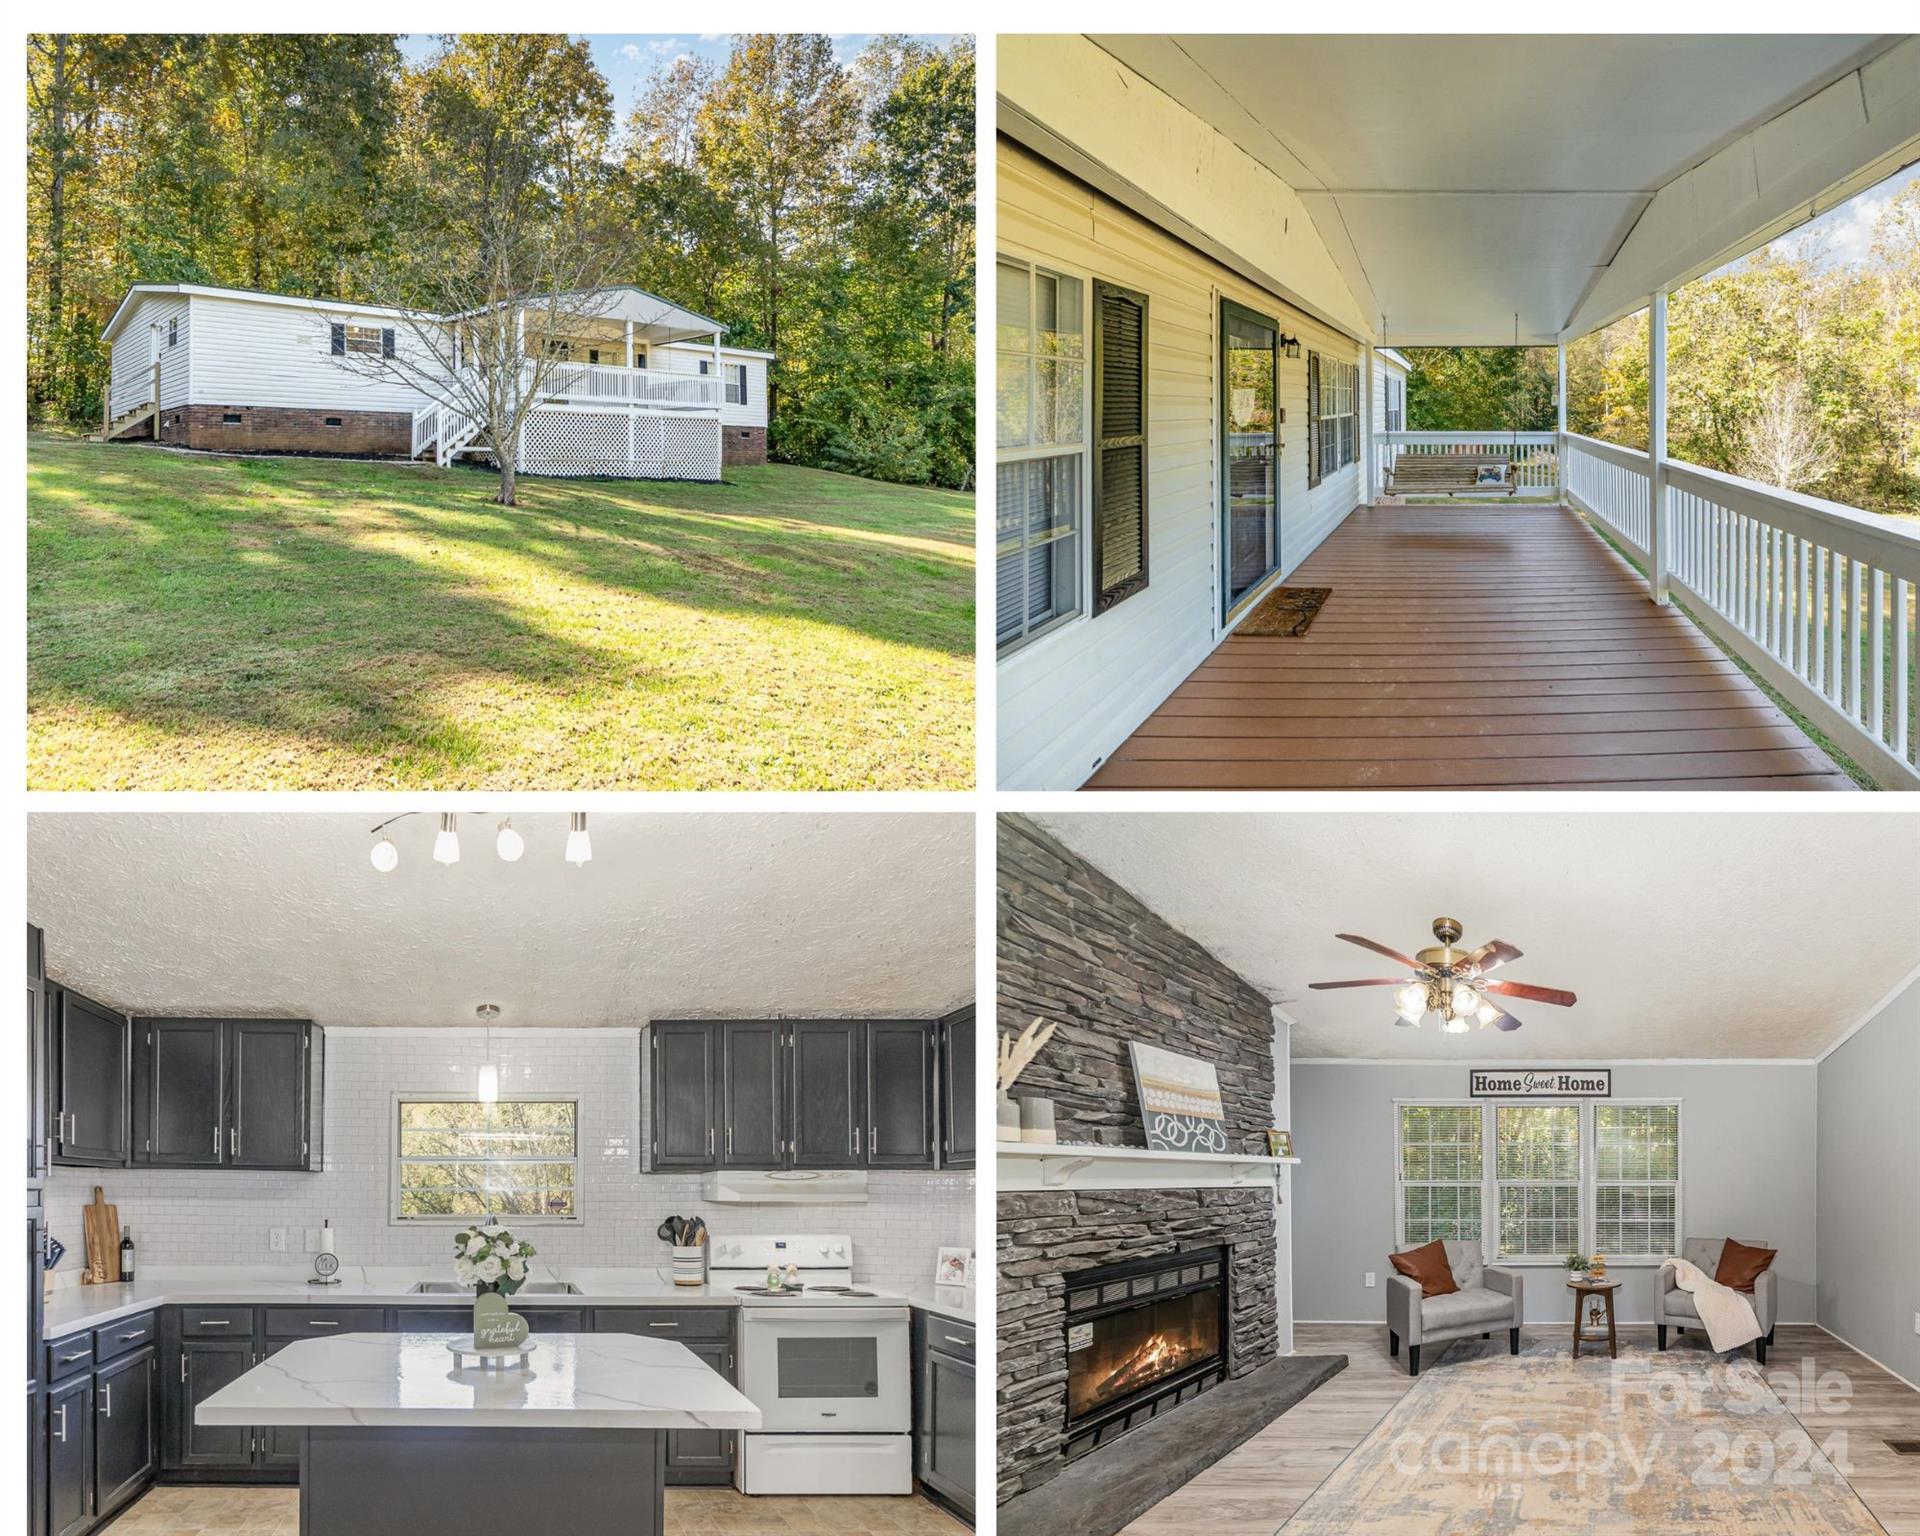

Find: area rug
[1279,1338,1884,1535]
[1233,585,1331,637]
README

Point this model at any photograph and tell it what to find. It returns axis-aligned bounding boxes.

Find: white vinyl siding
[189,293,440,413]
[997,140,1367,788]
[108,294,189,417]
[655,345,769,429]
[1397,1104,1484,1247]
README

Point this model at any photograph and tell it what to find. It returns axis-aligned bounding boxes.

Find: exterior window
[997,255,1086,651]
[324,417,342,427]
[221,413,242,424]
[588,348,600,364]
[393,1096,581,1223]
[1594,1104,1680,1259]
[345,324,384,356]
[1397,1104,1483,1247]
[1384,375,1405,433]
[727,364,747,406]
[168,318,178,347]
[1494,1105,1581,1261]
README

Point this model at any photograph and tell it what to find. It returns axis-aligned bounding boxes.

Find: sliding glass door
[1220,301,1281,614]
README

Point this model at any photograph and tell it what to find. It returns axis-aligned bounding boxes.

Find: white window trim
[1393,1097,1683,1267]
[388,1090,586,1227]
[1592,1099,1685,1265]
[996,245,1094,659]
[1491,1101,1585,1265]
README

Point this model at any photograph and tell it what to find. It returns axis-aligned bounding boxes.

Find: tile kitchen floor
[104,1486,969,1535]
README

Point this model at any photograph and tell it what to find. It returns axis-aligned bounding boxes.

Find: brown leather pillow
[1714,1238,1776,1294]
[1389,1239,1459,1299]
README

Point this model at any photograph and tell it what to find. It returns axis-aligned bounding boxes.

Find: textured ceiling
[28,813,974,1026]
[1028,811,1919,1060]
[1089,35,1894,342]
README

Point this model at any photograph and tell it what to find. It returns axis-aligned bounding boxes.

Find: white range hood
[700,1169,869,1205]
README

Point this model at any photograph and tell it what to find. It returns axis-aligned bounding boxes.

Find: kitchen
[26,811,977,1536]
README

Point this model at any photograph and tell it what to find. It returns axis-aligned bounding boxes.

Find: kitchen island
[195,1330,761,1536]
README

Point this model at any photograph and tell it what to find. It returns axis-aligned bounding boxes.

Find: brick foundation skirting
[157,404,413,458]
[723,426,767,466]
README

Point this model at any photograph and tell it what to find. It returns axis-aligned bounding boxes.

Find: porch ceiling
[1089,35,1916,344]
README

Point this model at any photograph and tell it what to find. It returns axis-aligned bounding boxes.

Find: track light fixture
[365,812,598,871]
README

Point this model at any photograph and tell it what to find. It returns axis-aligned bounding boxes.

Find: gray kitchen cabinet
[864,1022,934,1168]
[46,1372,93,1536]
[718,1022,783,1167]
[93,1346,155,1518]
[132,1020,319,1172]
[591,1307,736,1485]
[914,1312,975,1523]
[938,1006,975,1170]
[788,1021,865,1168]
[175,1338,253,1470]
[133,1019,223,1166]
[649,1022,717,1168]
[51,990,129,1168]
[30,922,49,1184]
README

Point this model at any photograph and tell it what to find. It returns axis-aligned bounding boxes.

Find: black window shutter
[381,328,395,359]
[736,364,748,403]
[330,323,345,356]
[1307,351,1322,487]
[1092,280,1149,614]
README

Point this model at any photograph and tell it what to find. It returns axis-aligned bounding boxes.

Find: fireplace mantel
[997,1142,1298,1193]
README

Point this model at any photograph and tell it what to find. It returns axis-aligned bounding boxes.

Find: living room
[995,811,1920,1536]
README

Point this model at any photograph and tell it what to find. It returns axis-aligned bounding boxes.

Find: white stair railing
[1564,432,1919,788]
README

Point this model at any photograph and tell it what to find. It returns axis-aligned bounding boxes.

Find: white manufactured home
[996,34,1920,792]
[99,283,773,481]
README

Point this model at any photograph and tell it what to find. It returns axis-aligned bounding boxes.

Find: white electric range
[707,1234,912,1496]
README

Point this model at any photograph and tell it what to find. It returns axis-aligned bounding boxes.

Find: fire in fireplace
[1063,1247,1227,1459]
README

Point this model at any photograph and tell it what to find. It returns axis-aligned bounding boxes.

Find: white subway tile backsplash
[46,1031,972,1292]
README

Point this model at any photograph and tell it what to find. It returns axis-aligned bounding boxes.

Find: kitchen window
[997,254,1087,652]
[392,1095,581,1223]
[1396,1100,1681,1262]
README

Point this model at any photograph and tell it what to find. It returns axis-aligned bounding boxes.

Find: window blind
[1594,1103,1680,1258]
[1398,1104,1483,1246]
[1495,1105,1582,1260]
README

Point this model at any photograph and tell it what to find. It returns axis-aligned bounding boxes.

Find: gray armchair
[1657,1237,1777,1363]
[1385,1239,1523,1377]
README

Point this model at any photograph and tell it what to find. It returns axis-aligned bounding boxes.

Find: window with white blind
[997,255,1087,651]
[1494,1105,1581,1261]
[1594,1103,1680,1259]
[1395,1100,1680,1261]
[1309,354,1359,481]
[1396,1104,1484,1247]
[392,1096,581,1223]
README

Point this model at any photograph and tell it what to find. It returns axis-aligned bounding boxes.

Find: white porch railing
[1373,431,1560,497]
[1564,432,1919,788]
[535,359,721,409]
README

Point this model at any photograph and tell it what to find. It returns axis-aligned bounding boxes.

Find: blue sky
[1716,165,1918,279]
[396,34,954,124]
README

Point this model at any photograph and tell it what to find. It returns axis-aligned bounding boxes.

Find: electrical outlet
[304,1228,319,1253]
[1365,1271,1376,1288]
[269,1227,287,1253]
[1912,1311,1919,1336]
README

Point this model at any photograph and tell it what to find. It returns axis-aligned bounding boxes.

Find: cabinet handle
[707,1127,714,1157]
[309,1320,338,1328]
[230,1127,237,1157]
[198,1319,232,1327]
[214,1125,220,1158]
[871,1124,878,1158]
[181,1355,188,1384]
[58,1350,87,1363]
[647,1321,678,1329]
[942,1334,971,1348]
[726,1126,732,1156]
[854,1126,861,1156]
[102,1383,112,1417]
[55,1404,67,1443]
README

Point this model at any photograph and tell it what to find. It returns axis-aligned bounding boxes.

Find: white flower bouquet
[453,1222,537,1297]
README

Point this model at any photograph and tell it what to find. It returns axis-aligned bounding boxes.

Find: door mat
[1235,586,1331,637]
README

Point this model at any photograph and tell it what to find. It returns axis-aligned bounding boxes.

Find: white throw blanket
[1668,1258,1762,1352]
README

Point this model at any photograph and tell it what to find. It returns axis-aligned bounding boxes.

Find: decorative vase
[1019,1096,1057,1145]
[472,1289,530,1351]
[997,1090,1021,1142]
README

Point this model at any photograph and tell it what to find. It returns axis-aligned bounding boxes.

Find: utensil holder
[672,1245,707,1287]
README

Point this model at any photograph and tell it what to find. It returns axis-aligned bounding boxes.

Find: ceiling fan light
[1440,1014,1471,1035]
[1395,983,1427,1020]
[1450,984,1477,1018]
[1476,999,1502,1027]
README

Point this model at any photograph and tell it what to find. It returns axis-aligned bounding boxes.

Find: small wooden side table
[1568,1278,1620,1359]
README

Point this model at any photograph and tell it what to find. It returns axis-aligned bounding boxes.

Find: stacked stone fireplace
[998,817,1280,1504]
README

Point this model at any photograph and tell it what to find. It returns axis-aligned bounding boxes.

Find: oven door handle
[741,1306,906,1326]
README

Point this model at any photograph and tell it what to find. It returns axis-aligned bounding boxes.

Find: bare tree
[1736,375,1838,493]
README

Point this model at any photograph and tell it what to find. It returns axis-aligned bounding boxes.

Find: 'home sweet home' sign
[1469,1069,1611,1098]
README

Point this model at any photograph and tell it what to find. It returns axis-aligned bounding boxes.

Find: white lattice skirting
[517,405,721,481]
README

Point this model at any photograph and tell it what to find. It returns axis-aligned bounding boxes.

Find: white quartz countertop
[194,1332,764,1431]
[902,1285,976,1324]
[43,1267,758,1337]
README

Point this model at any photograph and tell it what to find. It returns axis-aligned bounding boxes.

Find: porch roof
[505,286,728,346]
[1087,35,1920,345]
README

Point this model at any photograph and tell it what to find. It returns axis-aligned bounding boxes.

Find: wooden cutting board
[82,1186,118,1285]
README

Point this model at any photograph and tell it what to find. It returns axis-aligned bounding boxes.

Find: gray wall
[1292,1062,1818,1326]
[1818,973,1920,1385]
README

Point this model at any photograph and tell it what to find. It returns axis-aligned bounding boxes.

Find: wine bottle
[119,1226,136,1283]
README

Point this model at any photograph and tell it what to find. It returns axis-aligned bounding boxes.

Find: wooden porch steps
[1086,502,1858,791]
[100,402,155,442]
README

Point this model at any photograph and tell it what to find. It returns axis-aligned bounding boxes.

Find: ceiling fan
[1306,917,1577,1034]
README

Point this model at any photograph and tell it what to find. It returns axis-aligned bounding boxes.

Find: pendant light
[495,819,524,862]
[476,1004,501,1104]
[369,835,399,873]
[565,812,592,866]
[433,813,460,865]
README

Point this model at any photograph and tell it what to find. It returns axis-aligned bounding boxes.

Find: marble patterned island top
[195,1332,764,1431]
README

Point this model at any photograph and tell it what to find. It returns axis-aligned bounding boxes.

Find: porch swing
[1382,314,1521,499]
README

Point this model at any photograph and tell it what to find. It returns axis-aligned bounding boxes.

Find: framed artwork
[933,1247,972,1287]
[1266,1129,1294,1158]
[1129,1041,1229,1154]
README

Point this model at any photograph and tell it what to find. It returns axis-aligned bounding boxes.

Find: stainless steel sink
[408,1280,579,1295]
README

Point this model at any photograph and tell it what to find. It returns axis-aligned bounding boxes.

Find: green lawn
[28,434,974,789]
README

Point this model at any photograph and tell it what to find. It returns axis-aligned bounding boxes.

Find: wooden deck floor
[1087,503,1857,790]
